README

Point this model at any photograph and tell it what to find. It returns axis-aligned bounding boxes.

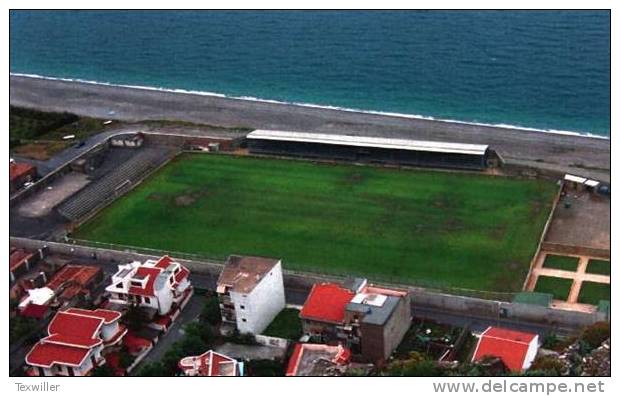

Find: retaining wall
[541,242,610,259]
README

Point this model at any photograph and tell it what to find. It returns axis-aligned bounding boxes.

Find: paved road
[134,293,206,371]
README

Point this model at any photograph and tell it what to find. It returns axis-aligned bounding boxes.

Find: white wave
[11,72,609,140]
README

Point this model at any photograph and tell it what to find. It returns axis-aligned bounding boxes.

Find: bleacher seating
[57,147,173,222]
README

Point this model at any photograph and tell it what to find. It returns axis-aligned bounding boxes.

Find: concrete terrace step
[57,147,173,221]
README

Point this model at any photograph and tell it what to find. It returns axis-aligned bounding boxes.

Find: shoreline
[10,74,610,182]
[10,72,608,140]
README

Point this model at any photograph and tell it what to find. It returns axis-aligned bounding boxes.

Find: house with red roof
[300,278,411,362]
[286,343,351,376]
[10,161,36,193]
[216,255,285,334]
[45,265,103,304]
[471,326,539,372]
[178,350,242,376]
[9,248,38,284]
[25,308,126,376]
[105,255,192,316]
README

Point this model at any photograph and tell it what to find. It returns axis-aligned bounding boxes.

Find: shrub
[92,365,115,377]
[245,359,284,376]
[528,355,566,376]
[382,351,443,376]
[137,362,168,376]
[201,294,222,326]
[580,322,610,351]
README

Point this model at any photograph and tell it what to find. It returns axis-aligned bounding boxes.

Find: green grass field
[262,308,303,340]
[578,282,610,305]
[542,255,580,272]
[586,259,610,276]
[73,153,557,292]
[534,276,573,301]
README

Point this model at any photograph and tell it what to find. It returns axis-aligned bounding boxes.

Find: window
[241,318,247,322]
[144,297,151,304]
[169,277,174,284]
[116,282,123,288]
[239,305,245,310]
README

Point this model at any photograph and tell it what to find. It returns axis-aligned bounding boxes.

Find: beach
[10,75,610,181]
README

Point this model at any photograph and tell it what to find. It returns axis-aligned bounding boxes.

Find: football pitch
[73,153,558,292]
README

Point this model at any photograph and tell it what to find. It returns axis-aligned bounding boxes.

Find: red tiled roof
[42,334,101,349]
[472,327,538,372]
[45,265,101,293]
[26,342,91,368]
[10,249,34,272]
[26,308,125,369]
[48,311,103,341]
[300,283,355,324]
[123,331,152,355]
[128,266,161,297]
[154,255,173,269]
[20,303,48,320]
[65,308,122,324]
[173,267,190,285]
[178,350,238,376]
[10,162,36,182]
[286,344,304,376]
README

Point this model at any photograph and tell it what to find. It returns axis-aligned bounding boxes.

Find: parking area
[16,172,90,218]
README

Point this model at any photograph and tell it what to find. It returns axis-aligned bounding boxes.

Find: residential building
[10,161,36,193]
[10,248,39,284]
[300,278,411,362]
[472,326,539,372]
[105,255,192,316]
[45,265,103,305]
[286,343,351,376]
[178,350,242,376]
[216,255,285,335]
[25,308,126,376]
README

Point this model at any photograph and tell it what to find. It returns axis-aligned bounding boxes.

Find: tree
[92,365,115,377]
[245,359,285,376]
[201,294,222,326]
[124,304,148,332]
[580,322,610,352]
[382,351,443,376]
[528,355,567,376]
[137,362,168,377]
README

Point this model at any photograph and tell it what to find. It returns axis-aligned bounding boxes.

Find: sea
[9,10,611,137]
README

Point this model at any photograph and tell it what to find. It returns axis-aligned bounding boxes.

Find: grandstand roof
[247,130,489,156]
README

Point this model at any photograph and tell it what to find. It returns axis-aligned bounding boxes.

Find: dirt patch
[174,195,197,207]
[147,192,166,202]
[173,188,210,207]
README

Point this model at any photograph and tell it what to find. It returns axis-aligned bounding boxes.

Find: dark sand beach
[10,75,610,181]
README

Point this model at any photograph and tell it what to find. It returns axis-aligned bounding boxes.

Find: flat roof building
[216,255,286,335]
[286,343,351,376]
[300,278,411,362]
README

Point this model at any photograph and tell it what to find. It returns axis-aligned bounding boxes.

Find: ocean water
[9,10,610,136]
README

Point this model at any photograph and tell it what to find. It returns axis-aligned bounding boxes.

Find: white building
[106,255,192,316]
[178,350,242,376]
[216,255,285,335]
[25,308,126,376]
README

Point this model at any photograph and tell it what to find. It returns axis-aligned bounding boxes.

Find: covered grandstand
[246,130,494,170]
